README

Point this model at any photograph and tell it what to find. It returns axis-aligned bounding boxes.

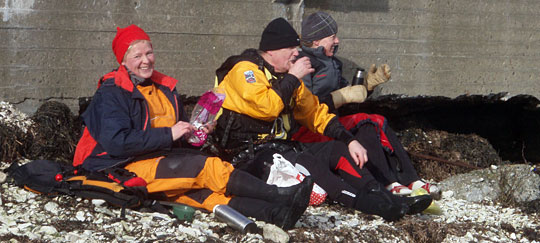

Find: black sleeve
[323,116,356,145]
[271,74,301,107]
[317,94,338,114]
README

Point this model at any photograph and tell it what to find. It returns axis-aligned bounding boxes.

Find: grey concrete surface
[1,0,539,114]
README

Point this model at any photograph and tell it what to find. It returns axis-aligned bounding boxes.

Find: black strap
[221,111,236,148]
[148,200,176,219]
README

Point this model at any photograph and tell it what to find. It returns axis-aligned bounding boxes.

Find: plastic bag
[187,88,226,146]
[266,153,327,206]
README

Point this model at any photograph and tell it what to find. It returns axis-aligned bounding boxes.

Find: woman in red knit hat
[72,24,313,230]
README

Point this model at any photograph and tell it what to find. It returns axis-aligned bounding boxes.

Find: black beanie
[301,12,338,42]
[259,17,300,51]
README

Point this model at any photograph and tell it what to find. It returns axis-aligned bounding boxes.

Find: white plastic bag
[266,153,327,206]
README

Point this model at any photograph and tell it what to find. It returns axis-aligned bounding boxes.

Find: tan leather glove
[365,64,391,91]
[331,85,368,108]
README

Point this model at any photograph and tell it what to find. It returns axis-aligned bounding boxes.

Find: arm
[323,117,368,167]
[292,84,368,167]
[219,61,300,121]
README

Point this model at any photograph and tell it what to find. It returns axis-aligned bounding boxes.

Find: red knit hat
[112,24,151,64]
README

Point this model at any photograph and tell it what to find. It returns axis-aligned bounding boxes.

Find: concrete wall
[1,0,539,114]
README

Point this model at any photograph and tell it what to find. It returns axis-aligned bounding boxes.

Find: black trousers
[235,139,413,215]
[354,125,420,186]
[282,140,376,208]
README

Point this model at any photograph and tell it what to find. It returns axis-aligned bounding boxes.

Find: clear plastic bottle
[187,88,226,146]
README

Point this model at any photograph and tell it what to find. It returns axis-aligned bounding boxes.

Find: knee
[358,124,379,135]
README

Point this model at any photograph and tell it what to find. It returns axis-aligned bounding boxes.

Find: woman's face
[122,40,155,79]
[313,34,339,57]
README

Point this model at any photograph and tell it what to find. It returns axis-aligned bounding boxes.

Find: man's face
[122,40,155,79]
[268,47,299,73]
[314,34,339,57]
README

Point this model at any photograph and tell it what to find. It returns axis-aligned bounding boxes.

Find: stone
[39,225,58,235]
[439,164,540,203]
[44,201,59,214]
[263,224,289,243]
[0,172,6,183]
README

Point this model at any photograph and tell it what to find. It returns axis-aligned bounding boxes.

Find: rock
[0,172,6,183]
[44,201,59,214]
[440,164,540,203]
[39,225,58,235]
[442,190,454,198]
[177,224,200,238]
[262,224,289,243]
[92,199,106,207]
[76,211,86,221]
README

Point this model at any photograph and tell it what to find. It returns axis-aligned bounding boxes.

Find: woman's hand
[348,140,368,168]
[171,121,196,141]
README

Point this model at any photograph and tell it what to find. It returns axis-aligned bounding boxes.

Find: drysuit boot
[366,181,433,215]
[226,169,314,206]
[354,185,408,221]
[391,192,433,215]
[228,192,310,230]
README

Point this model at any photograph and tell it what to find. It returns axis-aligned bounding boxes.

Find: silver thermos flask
[351,68,365,86]
[213,205,258,233]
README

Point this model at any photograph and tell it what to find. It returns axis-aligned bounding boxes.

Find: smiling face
[313,34,339,57]
[122,40,155,79]
[265,46,299,73]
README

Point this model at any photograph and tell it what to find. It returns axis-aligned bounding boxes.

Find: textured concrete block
[2,0,540,114]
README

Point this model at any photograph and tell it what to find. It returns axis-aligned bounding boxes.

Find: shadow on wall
[336,55,365,83]
[304,0,389,12]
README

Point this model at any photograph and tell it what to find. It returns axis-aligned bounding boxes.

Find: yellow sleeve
[219,61,285,122]
[293,81,336,134]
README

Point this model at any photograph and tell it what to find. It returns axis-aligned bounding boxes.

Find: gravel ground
[1,160,539,243]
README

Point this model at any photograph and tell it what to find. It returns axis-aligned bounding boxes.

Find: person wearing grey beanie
[213,17,433,223]
[295,12,441,199]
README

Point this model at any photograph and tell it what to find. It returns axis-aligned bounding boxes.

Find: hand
[365,64,391,91]
[330,85,368,108]
[288,56,314,79]
[171,121,196,141]
[348,140,368,168]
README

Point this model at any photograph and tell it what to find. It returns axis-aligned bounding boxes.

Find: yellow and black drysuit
[72,65,312,229]
[214,49,429,221]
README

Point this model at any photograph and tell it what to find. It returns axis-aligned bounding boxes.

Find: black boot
[355,185,407,221]
[229,189,311,231]
[392,194,433,215]
[226,169,314,206]
[366,181,433,215]
[280,176,313,229]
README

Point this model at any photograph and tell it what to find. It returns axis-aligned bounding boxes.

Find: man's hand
[348,140,368,168]
[171,121,196,141]
[365,64,391,91]
[330,85,368,108]
[288,56,314,79]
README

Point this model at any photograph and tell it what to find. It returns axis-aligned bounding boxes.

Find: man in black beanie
[213,17,432,223]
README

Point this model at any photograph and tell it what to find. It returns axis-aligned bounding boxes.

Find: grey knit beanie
[301,12,338,42]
